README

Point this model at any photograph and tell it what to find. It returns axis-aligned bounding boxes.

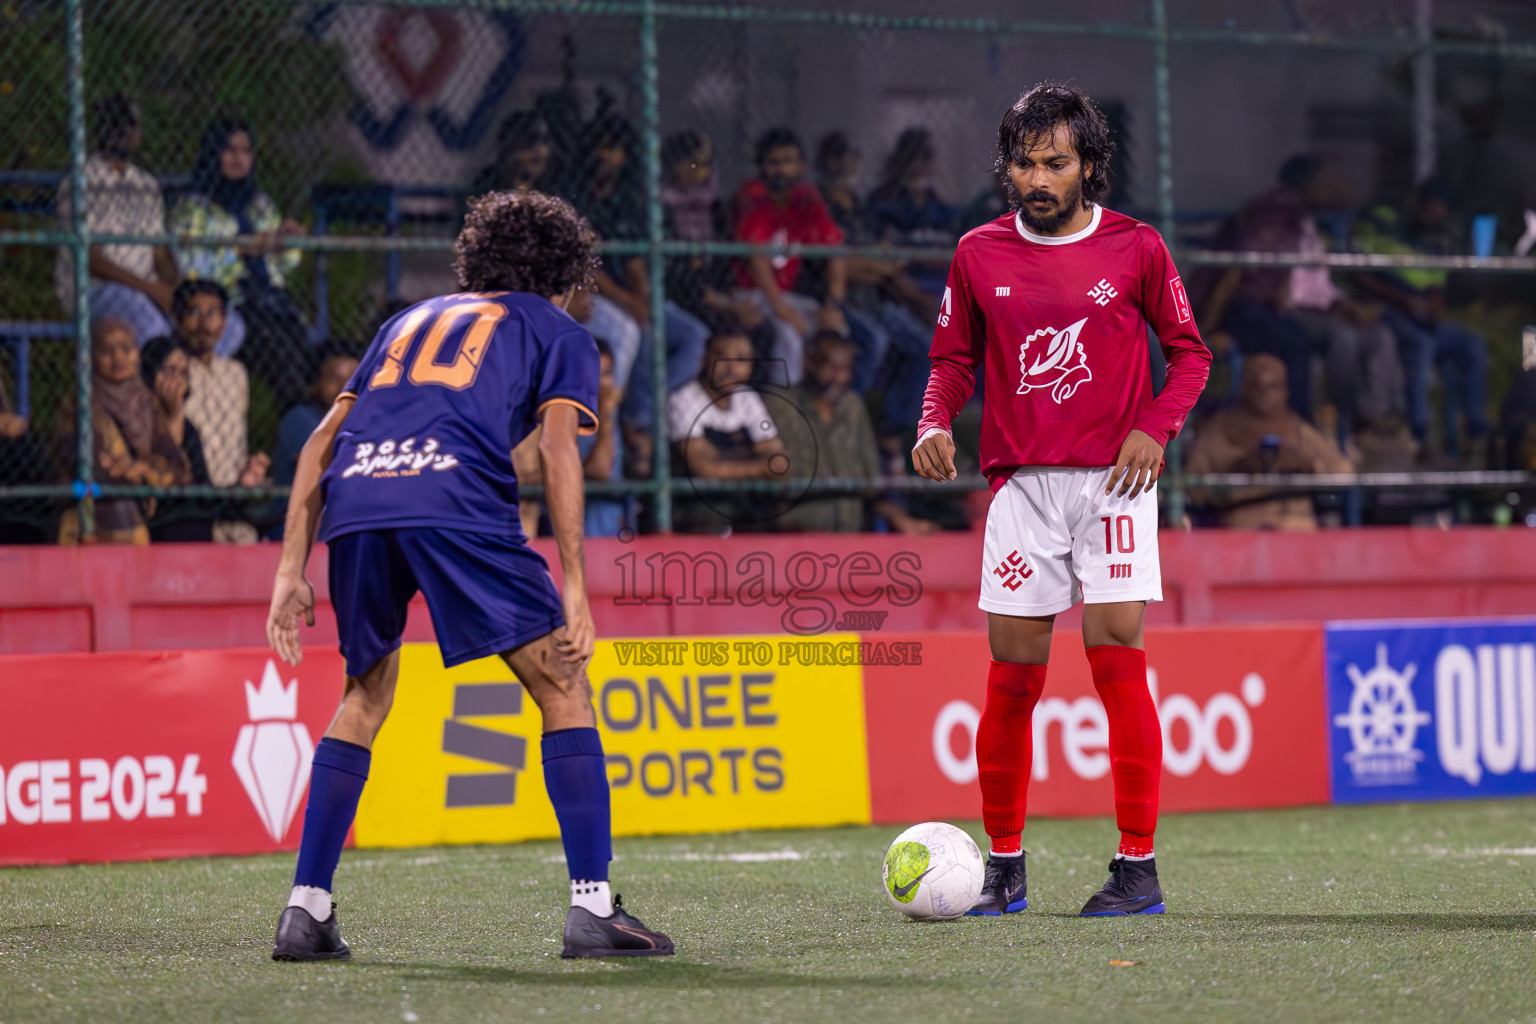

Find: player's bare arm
[539,401,594,669]
[266,395,355,667]
[913,428,957,482]
[1107,428,1165,499]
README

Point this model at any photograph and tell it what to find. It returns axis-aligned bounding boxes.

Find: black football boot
[561,894,675,958]
[1079,857,1165,916]
[966,853,1028,916]
[272,903,352,961]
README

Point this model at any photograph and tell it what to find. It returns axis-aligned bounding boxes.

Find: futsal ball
[881,821,984,920]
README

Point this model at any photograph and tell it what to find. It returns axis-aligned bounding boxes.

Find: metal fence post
[640,0,671,532]
[66,0,94,539]
[1150,0,1185,527]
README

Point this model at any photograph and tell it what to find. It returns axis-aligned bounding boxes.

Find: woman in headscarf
[57,317,191,544]
[139,335,217,541]
[170,117,310,410]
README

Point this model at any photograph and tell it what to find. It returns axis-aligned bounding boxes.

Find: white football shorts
[978,466,1163,617]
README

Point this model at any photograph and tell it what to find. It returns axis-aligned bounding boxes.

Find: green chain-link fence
[3,0,1535,541]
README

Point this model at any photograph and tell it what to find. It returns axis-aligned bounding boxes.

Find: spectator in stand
[54,94,180,348]
[139,335,216,542]
[733,128,849,384]
[865,128,958,445]
[669,332,787,532]
[171,117,310,410]
[567,114,709,445]
[660,129,776,342]
[1353,181,1490,464]
[1499,355,1536,472]
[514,337,630,538]
[168,280,270,544]
[473,111,558,194]
[265,341,359,539]
[1201,155,1401,431]
[1185,353,1353,530]
[56,317,191,544]
[775,331,938,534]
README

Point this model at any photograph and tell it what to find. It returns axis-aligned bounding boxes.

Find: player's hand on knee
[555,591,596,670]
[1108,429,1165,499]
[913,429,957,482]
[266,572,316,667]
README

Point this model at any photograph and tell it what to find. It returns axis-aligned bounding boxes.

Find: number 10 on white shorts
[979,465,1163,617]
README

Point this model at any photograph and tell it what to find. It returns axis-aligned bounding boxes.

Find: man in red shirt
[913,82,1210,918]
[733,128,848,383]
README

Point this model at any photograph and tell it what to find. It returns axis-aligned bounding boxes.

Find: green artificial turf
[3,800,1535,1024]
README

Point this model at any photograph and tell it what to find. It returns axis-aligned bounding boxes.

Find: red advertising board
[863,627,1330,824]
[0,649,344,865]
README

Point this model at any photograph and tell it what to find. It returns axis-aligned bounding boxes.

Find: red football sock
[1087,645,1161,858]
[976,660,1046,849]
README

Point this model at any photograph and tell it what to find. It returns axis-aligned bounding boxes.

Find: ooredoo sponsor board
[862,627,1330,824]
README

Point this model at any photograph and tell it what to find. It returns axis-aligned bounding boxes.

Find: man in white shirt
[175,280,270,543]
[667,333,786,532]
[55,95,179,347]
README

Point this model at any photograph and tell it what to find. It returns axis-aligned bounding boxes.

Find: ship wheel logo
[1333,644,1430,772]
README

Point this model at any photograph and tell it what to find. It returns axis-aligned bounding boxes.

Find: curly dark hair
[454,190,597,297]
[995,81,1114,210]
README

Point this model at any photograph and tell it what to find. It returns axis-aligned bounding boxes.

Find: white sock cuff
[570,879,613,917]
[1116,851,1155,862]
[988,849,1024,858]
[288,885,333,921]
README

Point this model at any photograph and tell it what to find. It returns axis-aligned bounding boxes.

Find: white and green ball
[881,821,985,920]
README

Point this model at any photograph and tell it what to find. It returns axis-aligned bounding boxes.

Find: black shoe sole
[562,946,675,959]
[272,949,352,962]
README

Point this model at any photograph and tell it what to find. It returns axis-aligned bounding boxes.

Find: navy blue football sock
[542,727,612,882]
[293,737,371,892]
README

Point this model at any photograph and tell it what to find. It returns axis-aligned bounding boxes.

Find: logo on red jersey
[1017,316,1092,404]
[937,287,952,327]
[1169,276,1192,324]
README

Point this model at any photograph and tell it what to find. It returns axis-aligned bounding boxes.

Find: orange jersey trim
[538,397,599,436]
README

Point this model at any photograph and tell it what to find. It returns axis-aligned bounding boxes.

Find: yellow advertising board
[353,636,872,848]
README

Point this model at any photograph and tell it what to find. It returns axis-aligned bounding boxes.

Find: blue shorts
[327,527,565,677]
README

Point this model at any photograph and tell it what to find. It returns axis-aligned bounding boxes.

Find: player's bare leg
[967,612,1053,915]
[1079,600,1166,916]
[503,631,674,958]
[273,650,401,961]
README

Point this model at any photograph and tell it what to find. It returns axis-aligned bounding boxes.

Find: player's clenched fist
[1106,428,1165,499]
[913,429,958,482]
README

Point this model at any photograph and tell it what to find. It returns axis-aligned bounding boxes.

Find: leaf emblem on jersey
[1017,316,1092,403]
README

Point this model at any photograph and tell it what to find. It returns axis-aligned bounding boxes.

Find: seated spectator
[513,337,630,538]
[1353,181,1490,464]
[265,340,359,539]
[660,129,776,341]
[1185,353,1353,531]
[864,128,959,445]
[1202,155,1401,431]
[774,331,938,534]
[54,94,179,348]
[167,280,270,543]
[669,333,787,532]
[473,111,558,194]
[171,117,310,410]
[566,114,709,441]
[139,335,216,541]
[56,317,191,544]
[733,128,849,383]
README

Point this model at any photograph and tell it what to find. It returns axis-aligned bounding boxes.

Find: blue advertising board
[1325,619,1536,803]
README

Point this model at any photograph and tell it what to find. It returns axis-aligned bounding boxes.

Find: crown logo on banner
[244,661,299,721]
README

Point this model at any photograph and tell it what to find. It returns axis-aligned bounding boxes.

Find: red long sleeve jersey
[918,206,1211,490]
